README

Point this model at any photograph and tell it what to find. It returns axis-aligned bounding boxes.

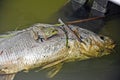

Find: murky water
[0,0,120,80]
[0,0,68,33]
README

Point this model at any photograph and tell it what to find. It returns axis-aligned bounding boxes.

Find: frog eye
[52,30,55,32]
[99,35,104,40]
[52,30,57,33]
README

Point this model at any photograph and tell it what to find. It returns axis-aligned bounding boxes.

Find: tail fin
[0,74,15,80]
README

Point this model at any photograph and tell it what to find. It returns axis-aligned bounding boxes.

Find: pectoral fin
[0,74,15,80]
[35,63,63,78]
[35,59,65,78]
[47,63,63,78]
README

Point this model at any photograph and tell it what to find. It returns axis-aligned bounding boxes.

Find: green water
[0,0,68,33]
[0,0,120,80]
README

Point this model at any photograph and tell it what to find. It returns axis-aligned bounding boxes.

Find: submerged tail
[0,74,15,80]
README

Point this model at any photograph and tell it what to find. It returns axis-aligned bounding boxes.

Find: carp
[0,22,115,80]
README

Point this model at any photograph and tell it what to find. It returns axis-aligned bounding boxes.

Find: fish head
[63,27,115,62]
[77,30,115,57]
[97,35,115,56]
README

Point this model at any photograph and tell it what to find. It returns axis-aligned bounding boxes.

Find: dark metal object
[66,16,104,25]
[58,19,82,43]
[90,0,109,17]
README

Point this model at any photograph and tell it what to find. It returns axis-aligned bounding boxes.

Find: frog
[32,26,59,41]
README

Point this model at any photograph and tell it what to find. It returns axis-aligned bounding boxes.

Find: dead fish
[0,23,115,80]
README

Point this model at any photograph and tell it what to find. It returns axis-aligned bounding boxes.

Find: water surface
[0,1,120,80]
[0,0,68,33]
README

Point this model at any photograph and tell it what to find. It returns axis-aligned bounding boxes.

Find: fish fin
[35,56,67,77]
[35,59,65,78]
[41,58,66,70]
[35,58,65,72]
[47,63,63,78]
[0,74,15,80]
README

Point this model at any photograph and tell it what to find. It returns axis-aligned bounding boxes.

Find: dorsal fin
[0,74,15,80]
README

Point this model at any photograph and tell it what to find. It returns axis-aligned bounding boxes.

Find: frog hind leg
[0,34,14,39]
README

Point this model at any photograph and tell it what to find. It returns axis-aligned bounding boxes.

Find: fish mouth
[100,42,115,56]
[108,42,116,53]
[103,36,115,51]
[106,42,115,50]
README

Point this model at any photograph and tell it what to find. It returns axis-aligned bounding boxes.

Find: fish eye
[100,36,104,40]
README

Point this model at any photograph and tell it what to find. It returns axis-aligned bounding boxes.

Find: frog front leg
[31,30,44,42]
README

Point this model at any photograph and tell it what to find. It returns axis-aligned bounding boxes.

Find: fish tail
[0,74,15,80]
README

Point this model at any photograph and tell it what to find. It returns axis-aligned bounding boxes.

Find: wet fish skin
[0,23,115,80]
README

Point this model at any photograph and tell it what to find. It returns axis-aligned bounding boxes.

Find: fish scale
[0,23,115,80]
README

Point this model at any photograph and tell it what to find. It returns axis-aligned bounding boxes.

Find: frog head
[40,26,58,39]
[32,25,59,40]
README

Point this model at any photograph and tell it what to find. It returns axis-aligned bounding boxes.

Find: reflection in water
[0,0,120,80]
